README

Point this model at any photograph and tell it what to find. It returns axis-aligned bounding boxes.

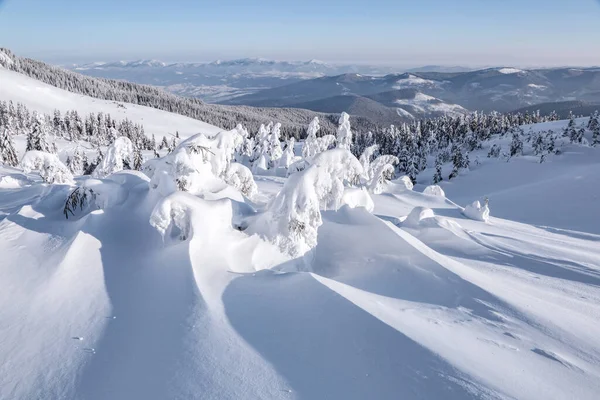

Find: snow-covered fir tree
[336,112,353,150]
[510,130,524,157]
[0,127,19,167]
[26,113,52,152]
[432,154,443,184]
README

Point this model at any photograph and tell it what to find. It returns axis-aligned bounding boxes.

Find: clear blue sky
[1,0,599,66]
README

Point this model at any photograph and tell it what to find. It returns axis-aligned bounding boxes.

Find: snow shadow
[68,177,205,399]
[313,208,506,322]
[222,271,486,400]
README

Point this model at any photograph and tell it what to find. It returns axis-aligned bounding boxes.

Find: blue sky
[1,0,599,66]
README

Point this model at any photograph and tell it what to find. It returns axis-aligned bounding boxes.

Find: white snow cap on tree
[146,130,257,198]
[278,137,297,170]
[302,117,320,160]
[336,112,353,150]
[21,150,74,184]
[0,127,19,167]
[268,122,283,167]
[93,137,134,178]
[463,199,490,222]
[252,124,271,172]
[248,148,363,263]
[367,155,399,194]
[223,162,258,198]
[423,185,445,197]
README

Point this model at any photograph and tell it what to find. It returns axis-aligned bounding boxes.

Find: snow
[1,115,600,400]
[462,199,490,222]
[393,74,445,89]
[394,92,467,117]
[528,83,547,89]
[0,68,222,139]
[341,187,375,212]
[423,184,445,197]
[498,67,523,74]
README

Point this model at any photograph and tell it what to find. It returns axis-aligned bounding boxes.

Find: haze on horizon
[1,0,599,68]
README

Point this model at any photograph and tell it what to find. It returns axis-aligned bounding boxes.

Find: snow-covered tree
[302,117,320,160]
[510,131,524,157]
[488,144,501,158]
[367,155,399,194]
[66,145,85,175]
[449,144,466,180]
[223,163,258,198]
[278,137,297,170]
[268,122,283,168]
[336,112,353,150]
[26,113,51,152]
[133,146,144,170]
[432,154,443,184]
[593,123,600,147]
[359,144,379,175]
[93,137,134,178]
[563,112,577,138]
[0,127,18,167]
[247,149,363,262]
[21,151,73,184]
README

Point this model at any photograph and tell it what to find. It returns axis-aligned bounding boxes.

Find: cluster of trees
[352,110,563,184]
[2,96,598,189]
[0,100,162,174]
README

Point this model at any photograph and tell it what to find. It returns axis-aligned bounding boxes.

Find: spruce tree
[133,147,144,170]
[510,131,523,157]
[0,127,19,167]
[432,154,443,184]
[592,124,600,147]
[449,144,464,180]
[26,114,51,152]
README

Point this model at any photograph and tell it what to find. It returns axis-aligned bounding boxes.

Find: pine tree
[593,124,600,147]
[432,154,443,184]
[26,113,51,152]
[0,127,19,167]
[487,144,500,158]
[336,112,353,150]
[587,111,598,130]
[133,147,144,170]
[67,145,85,175]
[160,136,169,150]
[449,144,464,180]
[509,131,523,157]
[564,112,577,138]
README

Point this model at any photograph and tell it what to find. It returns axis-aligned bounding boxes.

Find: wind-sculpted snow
[2,124,600,400]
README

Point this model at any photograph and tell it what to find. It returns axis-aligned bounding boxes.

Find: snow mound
[341,188,374,213]
[0,174,29,188]
[387,175,414,192]
[403,206,435,228]
[150,191,234,244]
[423,185,445,197]
[462,200,490,222]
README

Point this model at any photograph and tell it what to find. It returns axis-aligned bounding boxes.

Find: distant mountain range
[67,59,407,103]
[220,68,600,123]
[67,59,600,125]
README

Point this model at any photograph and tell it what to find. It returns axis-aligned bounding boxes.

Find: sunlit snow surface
[1,120,600,399]
[1,66,600,398]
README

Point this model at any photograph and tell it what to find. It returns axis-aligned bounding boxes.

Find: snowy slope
[1,118,600,399]
[0,68,223,139]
